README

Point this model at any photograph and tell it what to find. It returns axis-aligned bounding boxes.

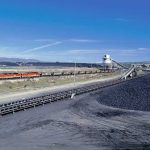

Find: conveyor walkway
[121,65,137,80]
[112,60,128,69]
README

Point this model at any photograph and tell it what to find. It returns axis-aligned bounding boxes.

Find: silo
[103,54,112,70]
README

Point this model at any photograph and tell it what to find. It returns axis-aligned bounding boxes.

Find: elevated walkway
[112,60,128,69]
[121,65,137,80]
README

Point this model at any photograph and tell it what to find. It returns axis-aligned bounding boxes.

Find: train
[0,72,42,79]
[0,69,115,80]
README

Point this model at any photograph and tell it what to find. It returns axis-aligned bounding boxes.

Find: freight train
[0,69,115,80]
[0,72,42,79]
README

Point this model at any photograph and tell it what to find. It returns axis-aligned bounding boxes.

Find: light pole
[74,61,76,86]
[71,61,76,99]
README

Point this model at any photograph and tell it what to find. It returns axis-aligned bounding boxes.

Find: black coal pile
[0,75,150,150]
[97,74,150,111]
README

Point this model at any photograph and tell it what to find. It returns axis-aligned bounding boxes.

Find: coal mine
[0,75,150,150]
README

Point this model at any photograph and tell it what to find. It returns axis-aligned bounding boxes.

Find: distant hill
[0,57,39,63]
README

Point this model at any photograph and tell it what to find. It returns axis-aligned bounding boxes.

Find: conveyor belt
[0,75,145,116]
[121,65,137,79]
[112,60,128,69]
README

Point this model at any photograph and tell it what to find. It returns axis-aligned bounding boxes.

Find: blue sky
[0,0,150,62]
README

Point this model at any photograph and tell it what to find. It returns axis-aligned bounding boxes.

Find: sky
[0,0,150,63]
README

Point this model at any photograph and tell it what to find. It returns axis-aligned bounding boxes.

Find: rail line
[0,75,146,116]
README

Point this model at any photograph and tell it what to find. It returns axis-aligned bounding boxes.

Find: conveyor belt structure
[0,75,146,116]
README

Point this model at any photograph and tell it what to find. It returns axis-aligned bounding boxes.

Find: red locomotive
[0,72,42,79]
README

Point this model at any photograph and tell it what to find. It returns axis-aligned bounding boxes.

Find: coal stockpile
[0,75,150,150]
[97,74,150,111]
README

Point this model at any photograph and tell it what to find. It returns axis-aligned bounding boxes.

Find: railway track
[0,75,146,116]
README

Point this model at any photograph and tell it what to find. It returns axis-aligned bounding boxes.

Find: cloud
[137,48,149,50]
[65,48,149,56]
[22,42,62,54]
[0,47,9,50]
[114,18,129,22]
[69,39,100,43]
[68,49,101,54]
[103,48,150,58]
[34,39,55,42]
[17,38,101,43]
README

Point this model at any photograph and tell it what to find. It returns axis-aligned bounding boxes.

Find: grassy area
[0,67,98,74]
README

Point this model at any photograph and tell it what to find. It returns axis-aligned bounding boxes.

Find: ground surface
[0,75,150,150]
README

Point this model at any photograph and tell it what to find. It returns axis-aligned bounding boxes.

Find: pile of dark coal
[97,74,150,111]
